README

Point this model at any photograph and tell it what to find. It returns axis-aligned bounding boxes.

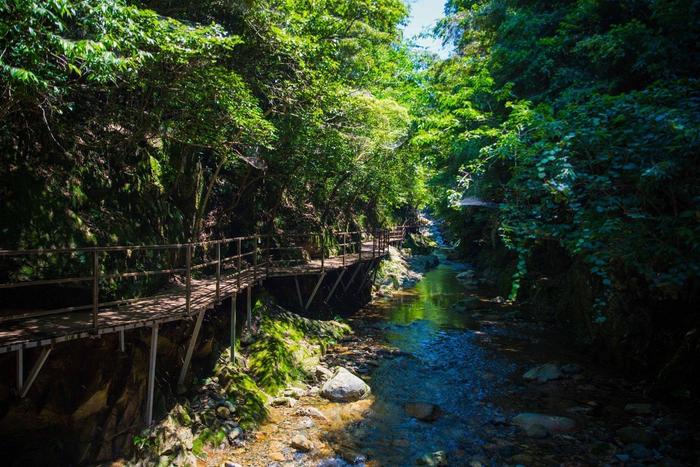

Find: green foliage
[419,0,700,316]
[0,0,425,256]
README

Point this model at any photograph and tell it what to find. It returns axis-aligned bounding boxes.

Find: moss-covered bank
[130,301,349,466]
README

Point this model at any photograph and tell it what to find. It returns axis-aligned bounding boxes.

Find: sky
[402,0,450,58]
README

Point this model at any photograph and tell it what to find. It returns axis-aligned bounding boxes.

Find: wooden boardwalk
[0,231,403,354]
[0,228,406,416]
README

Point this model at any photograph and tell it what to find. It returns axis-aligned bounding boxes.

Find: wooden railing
[0,226,409,329]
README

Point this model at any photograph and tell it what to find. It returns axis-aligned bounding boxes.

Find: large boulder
[320,367,370,402]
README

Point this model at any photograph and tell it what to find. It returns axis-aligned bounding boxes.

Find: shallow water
[325,262,516,466]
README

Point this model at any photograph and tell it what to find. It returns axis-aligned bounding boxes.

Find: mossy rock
[405,233,438,255]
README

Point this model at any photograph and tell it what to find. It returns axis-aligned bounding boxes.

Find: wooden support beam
[177,308,206,388]
[305,272,326,311]
[246,286,252,333]
[343,263,364,292]
[145,324,158,425]
[119,330,125,353]
[358,260,377,292]
[92,251,99,332]
[16,349,23,394]
[20,346,52,398]
[294,276,304,309]
[185,244,192,314]
[324,269,346,304]
[230,293,237,363]
[216,242,221,303]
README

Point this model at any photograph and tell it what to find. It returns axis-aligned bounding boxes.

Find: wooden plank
[0,239,382,354]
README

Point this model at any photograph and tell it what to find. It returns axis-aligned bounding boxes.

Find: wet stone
[512,413,576,434]
[416,450,448,466]
[320,367,371,402]
[404,402,442,422]
[523,363,563,383]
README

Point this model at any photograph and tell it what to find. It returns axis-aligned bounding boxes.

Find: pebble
[512,413,576,434]
[296,406,328,420]
[269,451,286,462]
[291,434,314,452]
[523,363,563,383]
[272,396,298,407]
[216,405,232,419]
[404,402,442,422]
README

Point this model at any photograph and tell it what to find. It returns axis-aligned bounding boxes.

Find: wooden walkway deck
[0,228,407,420]
[0,234,400,354]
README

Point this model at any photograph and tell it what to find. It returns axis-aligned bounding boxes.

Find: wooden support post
[145,324,158,425]
[177,308,206,388]
[358,260,377,292]
[343,262,364,292]
[185,244,192,314]
[92,250,99,332]
[324,269,346,304]
[119,330,125,352]
[216,241,221,303]
[358,232,362,262]
[320,231,325,271]
[20,346,52,398]
[230,293,237,364]
[253,237,258,283]
[246,286,252,333]
[305,272,326,311]
[265,234,271,278]
[16,349,23,394]
[372,230,376,258]
[294,276,304,309]
[371,260,380,286]
[342,232,346,267]
[237,238,242,291]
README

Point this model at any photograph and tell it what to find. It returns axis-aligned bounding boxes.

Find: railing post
[358,231,362,262]
[372,229,376,258]
[92,250,99,332]
[237,238,242,291]
[253,236,258,282]
[216,241,221,303]
[342,232,346,267]
[265,234,271,278]
[185,244,192,314]
[321,230,325,272]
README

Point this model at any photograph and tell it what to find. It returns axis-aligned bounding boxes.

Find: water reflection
[328,263,516,466]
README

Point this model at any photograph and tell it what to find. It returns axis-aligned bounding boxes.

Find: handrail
[0,226,414,327]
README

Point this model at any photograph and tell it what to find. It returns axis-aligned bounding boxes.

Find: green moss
[405,232,437,255]
[247,308,349,395]
[192,427,226,456]
[212,304,349,431]
[214,351,269,431]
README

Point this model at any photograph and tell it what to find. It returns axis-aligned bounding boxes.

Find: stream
[216,257,699,467]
